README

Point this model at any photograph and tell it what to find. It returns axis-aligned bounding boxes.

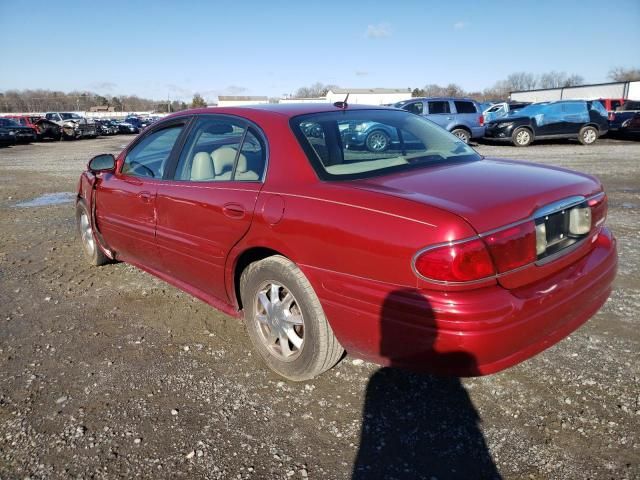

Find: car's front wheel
[512,127,533,147]
[240,256,344,381]
[579,126,598,145]
[365,130,390,152]
[451,128,471,144]
[76,201,109,266]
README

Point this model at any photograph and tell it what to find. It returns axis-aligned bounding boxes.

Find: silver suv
[393,97,485,143]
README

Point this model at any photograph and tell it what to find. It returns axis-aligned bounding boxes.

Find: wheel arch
[450,125,472,134]
[232,246,289,310]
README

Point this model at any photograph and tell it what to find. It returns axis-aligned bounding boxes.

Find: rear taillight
[589,193,607,228]
[479,115,485,126]
[414,238,495,283]
[483,221,537,273]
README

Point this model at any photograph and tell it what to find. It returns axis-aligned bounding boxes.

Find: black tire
[578,125,598,145]
[76,201,109,266]
[240,255,344,381]
[511,127,533,147]
[451,128,471,144]
[365,130,390,152]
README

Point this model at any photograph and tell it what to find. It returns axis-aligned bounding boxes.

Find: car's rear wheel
[512,127,533,147]
[240,255,344,381]
[579,126,598,145]
[451,128,471,144]
[76,201,109,266]
[365,130,390,152]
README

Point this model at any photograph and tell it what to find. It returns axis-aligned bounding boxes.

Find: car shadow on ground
[352,289,501,480]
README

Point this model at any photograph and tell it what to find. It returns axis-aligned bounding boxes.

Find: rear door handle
[223,203,245,219]
[139,191,153,203]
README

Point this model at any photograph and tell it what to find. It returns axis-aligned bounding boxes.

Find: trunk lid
[352,158,601,234]
[352,158,604,288]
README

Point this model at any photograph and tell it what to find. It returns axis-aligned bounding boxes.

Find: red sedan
[76,104,617,380]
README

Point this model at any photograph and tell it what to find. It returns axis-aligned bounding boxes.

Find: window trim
[118,115,193,180]
[165,113,269,184]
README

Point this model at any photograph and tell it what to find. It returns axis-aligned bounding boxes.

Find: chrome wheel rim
[583,129,596,144]
[80,212,95,256]
[367,132,388,151]
[254,282,304,361]
[454,131,469,143]
[516,130,530,145]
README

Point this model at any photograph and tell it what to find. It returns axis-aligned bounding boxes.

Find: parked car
[483,101,531,123]
[0,127,16,147]
[4,115,62,141]
[116,121,139,134]
[94,119,117,136]
[45,112,97,139]
[124,116,151,130]
[392,97,485,143]
[0,118,37,143]
[608,100,640,133]
[619,112,640,136]
[484,100,609,146]
[76,104,617,381]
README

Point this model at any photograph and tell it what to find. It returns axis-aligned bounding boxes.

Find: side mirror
[88,154,116,173]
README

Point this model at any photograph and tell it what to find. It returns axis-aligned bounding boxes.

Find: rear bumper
[305,227,617,376]
[470,126,486,139]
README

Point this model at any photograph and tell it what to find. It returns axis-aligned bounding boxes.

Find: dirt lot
[0,135,638,479]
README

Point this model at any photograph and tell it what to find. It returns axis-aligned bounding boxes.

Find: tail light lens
[589,193,607,228]
[483,221,537,273]
[414,238,495,283]
[479,115,485,126]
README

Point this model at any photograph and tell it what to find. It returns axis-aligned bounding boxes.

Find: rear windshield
[290,109,480,180]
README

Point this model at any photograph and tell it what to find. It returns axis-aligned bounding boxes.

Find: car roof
[404,97,479,102]
[165,103,391,121]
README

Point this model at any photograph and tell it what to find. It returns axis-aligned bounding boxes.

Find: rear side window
[122,126,184,178]
[563,103,588,115]
[174,116,265,182]
[589,101,607,117]
[454,101,477,114]
[428,101,450,114]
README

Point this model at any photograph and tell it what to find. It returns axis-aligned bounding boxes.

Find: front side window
[122,125,184,178]
[454,101,477,114]
[402,102,423,115]
[427,101,451,114]
[174,116,265,182]
[291,109,480,180]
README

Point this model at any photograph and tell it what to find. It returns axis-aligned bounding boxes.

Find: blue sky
[1,0,638,102]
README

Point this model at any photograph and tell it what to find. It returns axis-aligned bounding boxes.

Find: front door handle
[139,191,153,203]
[223,203,245,219]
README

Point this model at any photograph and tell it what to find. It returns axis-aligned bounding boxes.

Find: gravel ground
[0,135,638,479]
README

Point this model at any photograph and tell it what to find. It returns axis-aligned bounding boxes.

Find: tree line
[293,67,640,102]
[2,67,638,113]
[0,89,192,113]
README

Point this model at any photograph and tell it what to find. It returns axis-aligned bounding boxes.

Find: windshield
[291,109,481,180]
[60,113,82,120]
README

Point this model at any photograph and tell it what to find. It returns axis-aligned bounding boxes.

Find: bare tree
[505,72,538,91]
[608,66,640,82]
[539,71,585,89]
[294,82,338,98]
